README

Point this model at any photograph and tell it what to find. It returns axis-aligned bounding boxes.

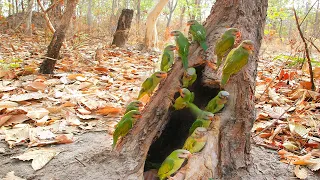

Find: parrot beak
[170,31,175,37]
[138,102,144,107]
[209,116,215,121]
[156,73,167,78]
[134,114,142,119]
[236,31,241,38]
[179,89,184,98]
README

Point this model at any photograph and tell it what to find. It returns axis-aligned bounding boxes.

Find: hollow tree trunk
[144,0,169,49]
[0,0,267,179]
[112,9,134,47]
[38,0,78,74]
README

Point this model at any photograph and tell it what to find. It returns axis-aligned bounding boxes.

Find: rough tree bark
[0,0,267,179]
[111,9,134,48]
[144,0,169,49]
[38,0,78,74]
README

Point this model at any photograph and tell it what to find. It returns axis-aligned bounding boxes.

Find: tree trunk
[144,0,169,49]
[87,0,93,30]
[136,0,141,36]
[109,0,118,35]
[0,0,267,179]
[25,0,34,35]
[313,0,320,38]
[39,0,78,74]
[179,6,185,29]
[166,0,178,28]
[0,0,3,16]
[111,9,134,47]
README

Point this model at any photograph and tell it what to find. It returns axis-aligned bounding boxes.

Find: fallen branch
[306,38,320,54]
[293,8,315,91]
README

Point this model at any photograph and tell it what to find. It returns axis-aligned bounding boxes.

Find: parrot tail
[137,90,145,100]
[216,56,222,68]
[182,56,189,69]
[220,73,230,86]
[112,136,117,149]
[200,41,208,51]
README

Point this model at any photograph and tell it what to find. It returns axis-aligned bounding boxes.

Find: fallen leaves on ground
[254,53,320,179]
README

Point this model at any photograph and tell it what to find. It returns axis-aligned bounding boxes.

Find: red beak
[236,31,241,38]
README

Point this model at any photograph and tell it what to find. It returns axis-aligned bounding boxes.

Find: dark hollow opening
[144,66,220,173]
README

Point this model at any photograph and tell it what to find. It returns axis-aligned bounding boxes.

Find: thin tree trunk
[87,0,93,31]
[8,0,11,15]
[25,0,34,35]
[313,0,320,38]
[37,0,55,33]
[144,0,169,49]
[39,0,78,74]
[21,0,24,12]
[109,0,118,34]
[166,0,178,28]
[0,0,3,16]
[136,0,141,36]
[15,0,18,13]
[179,6,185,29]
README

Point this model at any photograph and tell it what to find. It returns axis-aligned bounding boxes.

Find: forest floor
[0,32,319,179]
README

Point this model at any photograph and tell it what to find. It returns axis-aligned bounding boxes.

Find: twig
[293,8,315,91]
[37,0,56,33]
[306,38,320,54]
[299,0,319,26]
[75,157,86,167]
[45,0,58,13]
[253,99,298,137]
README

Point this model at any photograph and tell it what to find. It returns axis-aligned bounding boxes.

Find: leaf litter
[254,52,320,179]
[0,32,159,170]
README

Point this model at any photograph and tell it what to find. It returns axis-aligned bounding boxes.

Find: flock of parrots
[112,20,254,180]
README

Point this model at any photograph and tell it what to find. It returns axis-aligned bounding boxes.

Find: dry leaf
[27,108,49,119]
[294,165,308,179]
[9,92,45,102]
[0,101,19,108]
[11,148,59,170]
[96,106,121,116]
[4,124,30,148]
[307,159,320,171]
[289,122,309,138]
[24,81,47,92]
[283,141,299,151]
[2,171,26,180]
[55,134,74,144]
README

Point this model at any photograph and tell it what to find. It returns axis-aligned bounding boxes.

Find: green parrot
[158,149,192,180]
[220,40,254,86]
[173,88,194,110]
[214,28,241,68]
[187,20,208,51]
[170,30,190,69]
[189,111,215,135]
[124,100,143,114]
[160,45,176,72]
[137,71,167,100]
[112,110,142,148]
[182,67,197,88]
[186,102,204,117]
[205,91,229,114]
[183,127,208,153]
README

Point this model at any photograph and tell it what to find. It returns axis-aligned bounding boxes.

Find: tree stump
[38,0,77,74]
[112,9,134,48]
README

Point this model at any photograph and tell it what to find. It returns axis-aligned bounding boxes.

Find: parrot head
[218,91,230,101]
[226,28,241,38]
[126,110,142,119]
[187,20,197,26]
[170,30,182,37]
[165,45,177,51]
[175,149,192,159]
[131,100,144,108]
[193,127,207,137]
[186,67,196,76]
[179,88,191,98]
[201,111,215,121]
[241,40,254,54]
[154,71,167,79]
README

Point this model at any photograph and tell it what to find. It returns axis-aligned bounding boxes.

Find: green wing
[183,136,197,151]
[138,77,153,99]
[173,97,187,110]
[223,47,249,75]
[112,119,133,148]
[161,51,172,72]
[158,158,175,180]
[189,120,204,135]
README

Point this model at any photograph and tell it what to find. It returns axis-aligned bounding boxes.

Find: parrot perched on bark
[112,110,142,148]
[189,111,214,135]
[205,91,229,114]
[220,40,254,86]
[137,71,167,100]
[170,30,190,69]
[173,88,194,110]
[187,20,208,51]
[160,45,176,72]
[158,149,192,180]
[186,102,203,117]
[183,127,208,153]
[182,67,197,88]
[214,28,241,68]
[124,100,143,114]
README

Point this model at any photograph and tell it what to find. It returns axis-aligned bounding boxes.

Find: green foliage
[272,54,320,67]
[0,58,22,70]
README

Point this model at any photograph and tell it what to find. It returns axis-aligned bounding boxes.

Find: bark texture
[39,0,78,74]
[112,9,134,48]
